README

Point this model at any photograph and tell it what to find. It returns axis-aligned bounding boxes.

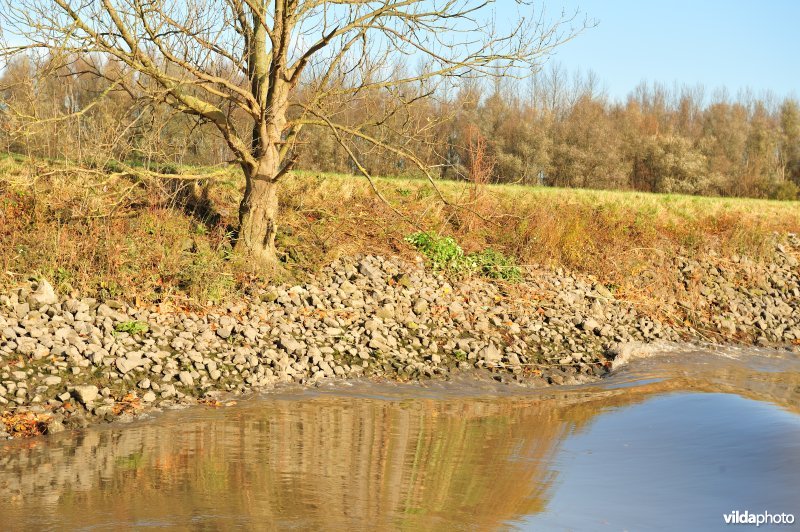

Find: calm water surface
[1,346,799,531]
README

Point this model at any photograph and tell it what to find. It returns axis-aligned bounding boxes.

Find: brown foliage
[1,411,51,438]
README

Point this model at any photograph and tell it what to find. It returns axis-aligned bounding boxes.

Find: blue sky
[498,0,799,101]
[2,0,795,103]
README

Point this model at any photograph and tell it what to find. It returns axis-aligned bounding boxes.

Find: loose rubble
[0,234,798,439]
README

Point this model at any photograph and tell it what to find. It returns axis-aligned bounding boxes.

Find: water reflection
[0,348,798,530]
[2,396,578,530]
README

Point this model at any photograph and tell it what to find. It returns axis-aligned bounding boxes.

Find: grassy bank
[1,154,799,307]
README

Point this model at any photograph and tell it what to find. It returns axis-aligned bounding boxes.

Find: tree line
[2,55,799,200]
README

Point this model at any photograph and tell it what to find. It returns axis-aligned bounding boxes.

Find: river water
[1,346,799,531]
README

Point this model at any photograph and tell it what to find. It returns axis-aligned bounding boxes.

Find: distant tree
[548,95,624,189]
[699,101,749,195]
[632,135,711,195]
[779,99,800,185]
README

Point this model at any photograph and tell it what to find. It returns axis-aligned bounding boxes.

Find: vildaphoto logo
[723,511,795,526]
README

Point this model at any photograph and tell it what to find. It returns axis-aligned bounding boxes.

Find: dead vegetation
[1,154,799,310]
[1,410,51,438]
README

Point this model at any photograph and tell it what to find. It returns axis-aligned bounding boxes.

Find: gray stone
[358,262,383,282]
[94,405,116,419]
[412,300,429,316]
[279,336,303,353]
[479,344,502,365]
[216,325,234,339]
[368,338,388,351]
[242,326,258,342]
[116,352,145,374]
[592,283,614,299]
[16,338,38,356]
[178,371,194,386]
[0,248,794,434]
[14,302,30,318]
[74,312,93,322]
[27,280,58,309]
[325,327,344,337]
[599,324,614,337]
[580,318,601,334]
[72,385,99,405]
[43,376,62,386]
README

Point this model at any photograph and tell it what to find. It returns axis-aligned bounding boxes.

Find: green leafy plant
[405,232,522,281]
[114,320,149,335]
[404,232,466,272]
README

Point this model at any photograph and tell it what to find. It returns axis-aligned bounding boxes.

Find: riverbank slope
[1,156,799,437]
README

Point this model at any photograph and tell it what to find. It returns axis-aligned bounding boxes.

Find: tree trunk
[237,12,290,268]
[237,159,280,266]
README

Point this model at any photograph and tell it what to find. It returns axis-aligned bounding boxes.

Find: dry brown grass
[2,154,799,308]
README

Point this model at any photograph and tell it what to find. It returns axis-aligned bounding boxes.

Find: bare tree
[1,0,585,265]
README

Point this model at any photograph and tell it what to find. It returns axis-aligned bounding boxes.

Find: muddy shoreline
[1,235,798,438]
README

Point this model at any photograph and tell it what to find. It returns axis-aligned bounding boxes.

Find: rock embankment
[0,234,798,438]
[670,234,800,345]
